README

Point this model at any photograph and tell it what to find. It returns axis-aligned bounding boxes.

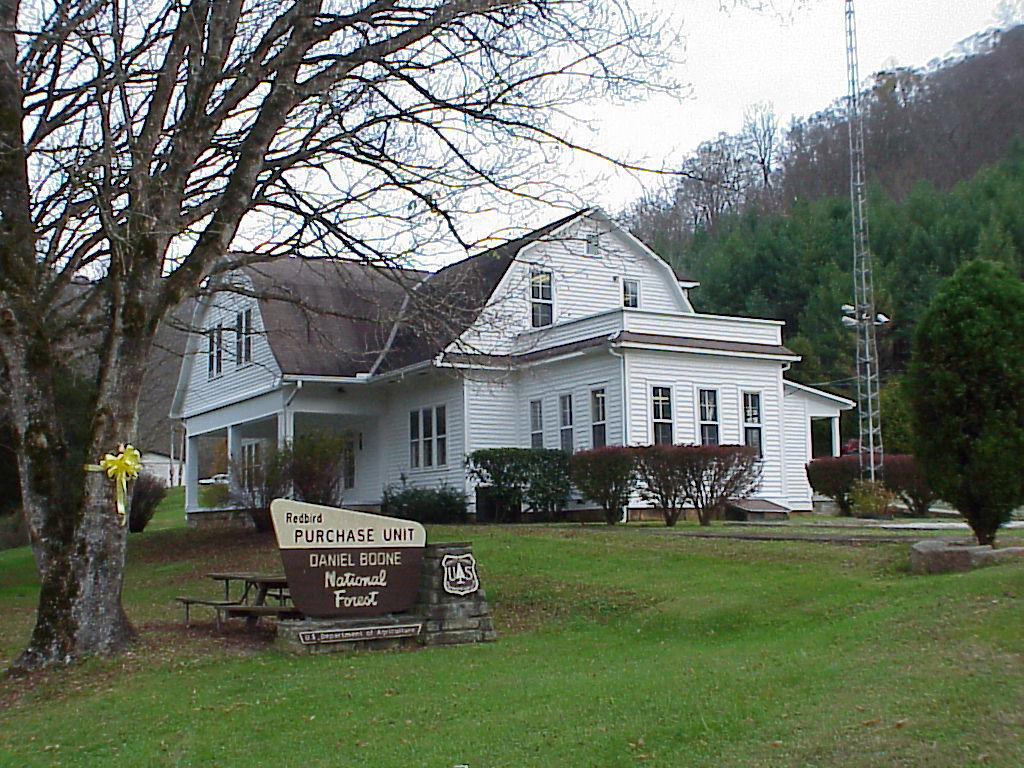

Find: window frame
[622,278,640,309]
[530,269,553,328]
[559,393,574,453]
[207,323,223,379]
[585,232,600,256]
[234,308,254,367]
[240,441,261,490]
[590,388,607,449]
[698,388,720,446]
[742,391,763,458]
[409,405,448,470]
[651,385,674,445]
[529,399,544,449]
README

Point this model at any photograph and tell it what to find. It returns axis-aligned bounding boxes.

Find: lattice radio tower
[844,0,883,479]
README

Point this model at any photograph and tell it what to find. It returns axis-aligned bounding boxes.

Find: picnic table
[176,571,301,628]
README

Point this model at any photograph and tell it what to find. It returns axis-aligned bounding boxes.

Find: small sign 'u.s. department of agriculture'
[270,499,426,618]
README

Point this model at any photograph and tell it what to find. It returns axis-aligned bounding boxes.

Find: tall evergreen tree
[908,260,1024,545]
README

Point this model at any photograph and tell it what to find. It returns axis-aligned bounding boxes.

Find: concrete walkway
[650,518,1023,545]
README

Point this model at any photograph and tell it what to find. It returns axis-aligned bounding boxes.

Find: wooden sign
[297,624,423,645]
[270,499,426,618]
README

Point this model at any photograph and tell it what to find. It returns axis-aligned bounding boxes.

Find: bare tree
[742,101,779,189]
[0,0,671,668]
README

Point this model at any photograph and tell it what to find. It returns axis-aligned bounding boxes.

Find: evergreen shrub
[380,482,468,524]
[129,473,167,533]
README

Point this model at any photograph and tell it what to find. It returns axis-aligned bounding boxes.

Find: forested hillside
[626,24,1024,394]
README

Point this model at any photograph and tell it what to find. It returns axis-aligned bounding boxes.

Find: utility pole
[844,0,884,480]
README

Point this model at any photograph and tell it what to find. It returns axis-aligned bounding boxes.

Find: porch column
[831,416,842,457]
[184,433,200,512]
[277,409,294,448]
[227,424,241,495]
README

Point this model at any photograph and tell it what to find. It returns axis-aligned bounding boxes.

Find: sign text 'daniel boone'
[270,500,426,618]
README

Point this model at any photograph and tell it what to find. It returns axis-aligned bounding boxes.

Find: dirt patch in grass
[490,575,656,636]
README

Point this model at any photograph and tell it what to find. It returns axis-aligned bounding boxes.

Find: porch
[181,383,384,517]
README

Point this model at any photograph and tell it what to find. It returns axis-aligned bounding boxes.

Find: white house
[170,208,852,519]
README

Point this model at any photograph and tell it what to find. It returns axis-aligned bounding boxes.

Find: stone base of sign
[276,542,496,654]
[910,539,1024,574]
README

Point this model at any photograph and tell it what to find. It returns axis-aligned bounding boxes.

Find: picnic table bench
[176,571,299,628]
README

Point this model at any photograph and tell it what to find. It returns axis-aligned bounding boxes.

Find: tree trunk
[4,285,157,668]
[6,319,152,668]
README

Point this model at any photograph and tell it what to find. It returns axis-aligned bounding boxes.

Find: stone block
[910,540,1024,574]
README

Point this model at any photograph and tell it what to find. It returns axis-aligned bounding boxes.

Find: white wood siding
[379,373,466,494]
[289,384,389,506]
[624,349,788,505]
[464,373,520,452]
[782,390,814,510]
[454,214,691,356]
[623,312,784,345]
[513,352,624,451]
[180,273,281,418]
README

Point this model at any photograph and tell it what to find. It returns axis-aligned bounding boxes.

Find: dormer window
[622,279,639,308]
[235,308,253,366]
[530,270,553,327]
[585,233,600,255]
[207,324,223,379]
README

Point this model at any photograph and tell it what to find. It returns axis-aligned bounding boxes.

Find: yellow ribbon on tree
[85,444,142,525]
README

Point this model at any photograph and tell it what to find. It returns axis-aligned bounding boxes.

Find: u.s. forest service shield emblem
[442,553,479,596]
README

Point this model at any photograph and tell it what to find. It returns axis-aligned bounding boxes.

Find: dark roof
[242,258,426,377]
[372,208,588,373]
[137,300,193,454]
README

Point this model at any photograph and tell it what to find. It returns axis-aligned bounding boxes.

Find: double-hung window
[529,399,544,448]
[410,406,447,469]
[590,388,607,448]
[559,394,574,453]
[622,279,639,309]
[207,324,223,378]
[743,392,763,458]
[341,438,356,490]
[235,309,253,366]
[240,442,261,490]
[585,233,600,255]
[699,389,720,445]
[530,270,553,327]
[652,386,673,445]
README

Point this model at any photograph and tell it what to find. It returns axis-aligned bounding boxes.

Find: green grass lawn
[1,509,1022,767]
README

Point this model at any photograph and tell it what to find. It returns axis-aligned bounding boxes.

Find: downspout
[281,380,302,446]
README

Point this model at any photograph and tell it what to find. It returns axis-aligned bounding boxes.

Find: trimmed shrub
[465,448,534,522]
[380,482,468,524]
[882,454,936,517]
[681,444,761,526]
[635,444,690,526]
[805,454,861,516]
[128,473,167,533]
[522,449,572,522]
[466,447,572,522]
[571,446,638,525]
[849,479,894,519]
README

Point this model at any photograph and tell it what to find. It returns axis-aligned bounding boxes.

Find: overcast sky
[530,0,1016,221]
